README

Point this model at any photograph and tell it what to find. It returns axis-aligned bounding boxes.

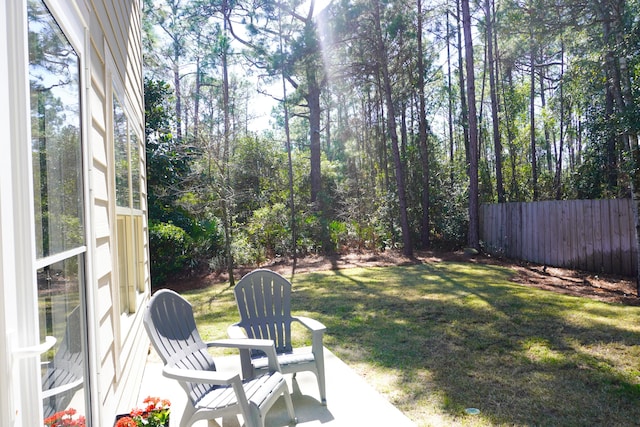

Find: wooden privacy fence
[479,199,638,276]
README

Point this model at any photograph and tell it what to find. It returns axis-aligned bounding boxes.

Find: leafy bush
[245,203,290,258]
[329,220,348,252]
[149,221,193,286]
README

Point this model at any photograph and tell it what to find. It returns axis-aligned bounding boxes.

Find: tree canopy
[142,0,640,284]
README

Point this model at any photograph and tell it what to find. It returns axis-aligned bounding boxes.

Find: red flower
[43,409,86,427]
[126,396,171,427]
[115,416,137,427]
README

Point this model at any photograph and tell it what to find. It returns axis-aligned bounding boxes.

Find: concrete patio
[136,346,416,427]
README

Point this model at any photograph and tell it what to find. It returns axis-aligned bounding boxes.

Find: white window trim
[2,1,94,426]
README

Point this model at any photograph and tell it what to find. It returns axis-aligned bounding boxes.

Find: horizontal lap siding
[480,199,637,276]
[88,1,148,424]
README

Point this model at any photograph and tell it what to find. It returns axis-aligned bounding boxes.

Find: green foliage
[141,0,640,279]
[328,220,348,252]
[148,221,193,286]
[245,203,290,259]
[430,173,469,249]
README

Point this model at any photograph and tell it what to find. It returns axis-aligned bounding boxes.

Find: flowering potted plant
[44,408,86,427]
[114,396,170,427]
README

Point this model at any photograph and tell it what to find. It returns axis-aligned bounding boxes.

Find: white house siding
[0,0,148,426]
[87,1,150,425]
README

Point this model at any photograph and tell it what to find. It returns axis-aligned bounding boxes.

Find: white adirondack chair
[229,269,327,405]
[144,289,296,427]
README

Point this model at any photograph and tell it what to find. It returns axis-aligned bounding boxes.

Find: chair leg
[246,405,263,427]
[283,387,297,425]
[316,361,327,405]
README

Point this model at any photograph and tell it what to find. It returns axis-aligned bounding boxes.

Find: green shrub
[329,220,348,252]
[149,221,193,286]
[246,203,289,258]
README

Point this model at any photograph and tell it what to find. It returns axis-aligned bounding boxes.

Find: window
[114,95,144,314]
[28,0,88,422]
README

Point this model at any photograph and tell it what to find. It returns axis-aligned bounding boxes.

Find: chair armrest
[206,338,282,373]
[293,316,325,356]
[293,316,326,333]
[227,324,248,339]
[163,365,241,386]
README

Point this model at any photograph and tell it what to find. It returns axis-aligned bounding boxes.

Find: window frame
[3,0,94,426]
[111,75,145,316]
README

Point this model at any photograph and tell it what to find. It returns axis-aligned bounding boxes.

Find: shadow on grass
[288,263,640,426]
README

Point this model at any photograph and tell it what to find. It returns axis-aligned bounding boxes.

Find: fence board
[480,199,637,276]
[519,203,531,258]
[621,199,634,275]
[594,200,604,272]
[560,202,569,267]
[611,200,623,273]
[547,201,557,266]
[601,200,613,273]
[583,200,595,272]
[571,200,581,269]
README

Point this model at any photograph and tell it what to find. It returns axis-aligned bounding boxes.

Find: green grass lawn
[181,262,640,426]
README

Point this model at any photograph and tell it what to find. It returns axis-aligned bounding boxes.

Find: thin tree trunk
[447,8,455,189]
[554,41,565,200]
[457,0,470,168]
[503,67,519,199]
[461,0,480,250]
[194,51,200,142]
[539,70,552,174]
[374,0,412,257]
[529,29,538,201]
[173,52,182,141]
[417,0,430,248]
[308,65,323,207]
[222,0,234,286]
[279,10,297,271]
[486,0,504,203]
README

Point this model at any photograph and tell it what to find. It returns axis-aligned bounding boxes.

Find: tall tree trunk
[194,51,201,142]
[598,0,640,293]
[539,71,553,174]
[554,41,565,200]
[485,0,504,203]
[605,84,618,192]
[173,49,182,141]
[457,0,470,167]
[308,65,322,207]
[503,67,519,200]
[461,0,480,250]
[447,8,455,188]
[301,13,330,252]
[326,101,331,160]
[538,67,553,173]
[401,104,408,159]
[608,0,640,294]
[529,30,538,200]
[222,0,234,286]
[417,0,430,249]
[279,10,297,270]
[374,0,413,257]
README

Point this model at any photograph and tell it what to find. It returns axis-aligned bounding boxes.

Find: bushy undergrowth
[148,221,193,285]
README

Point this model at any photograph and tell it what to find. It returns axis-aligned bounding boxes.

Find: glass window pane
[38,255,86,421]
[114,96,129,208]
[29,0,84,259]
[131,131,140,210]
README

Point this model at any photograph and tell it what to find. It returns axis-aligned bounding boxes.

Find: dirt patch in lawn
[165,250,640,306]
